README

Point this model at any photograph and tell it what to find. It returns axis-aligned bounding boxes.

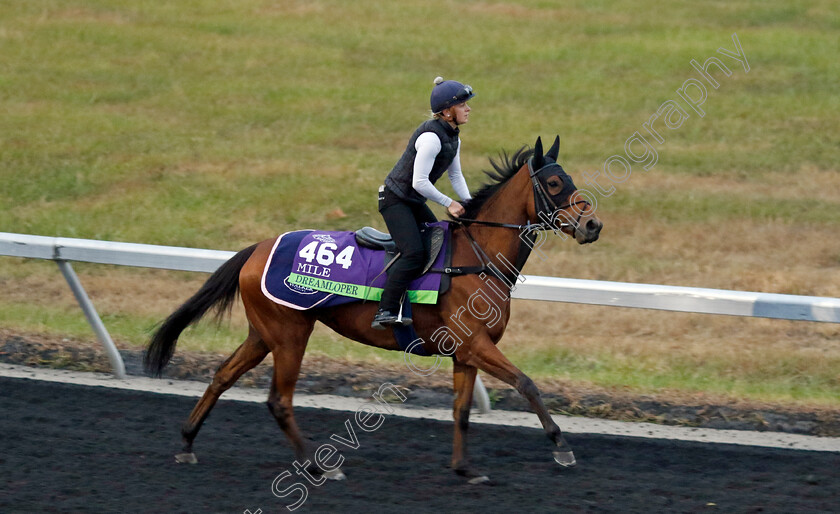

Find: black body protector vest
[384,118,460,204]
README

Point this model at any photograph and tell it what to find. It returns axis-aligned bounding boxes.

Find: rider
[371,77,475,329]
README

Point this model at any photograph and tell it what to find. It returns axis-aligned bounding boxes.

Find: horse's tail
[144,243,259,376]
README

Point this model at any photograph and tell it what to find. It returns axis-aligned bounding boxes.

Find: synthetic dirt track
[1,375,839,513]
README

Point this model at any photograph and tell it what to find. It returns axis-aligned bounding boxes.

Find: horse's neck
[464,168,532,275]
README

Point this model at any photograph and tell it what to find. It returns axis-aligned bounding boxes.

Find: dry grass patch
[525,215,840,296]
[626,168,840,204]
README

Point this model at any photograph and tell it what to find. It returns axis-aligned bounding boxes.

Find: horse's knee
[516,375,539,399]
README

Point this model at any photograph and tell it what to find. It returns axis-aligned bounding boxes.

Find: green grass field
[1,0,838,406]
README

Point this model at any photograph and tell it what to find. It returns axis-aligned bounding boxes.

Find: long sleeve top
[411,132,472,207]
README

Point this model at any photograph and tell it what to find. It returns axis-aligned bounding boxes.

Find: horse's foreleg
[177,326,269,464]
[451,360,489,483]
[464,335,576,468]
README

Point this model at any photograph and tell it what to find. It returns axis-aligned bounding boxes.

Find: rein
[431,219,521,284]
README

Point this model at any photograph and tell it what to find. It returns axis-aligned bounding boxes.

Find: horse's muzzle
[575,219,603,244]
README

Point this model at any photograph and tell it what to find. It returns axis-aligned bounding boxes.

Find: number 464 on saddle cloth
[260,224,449,311]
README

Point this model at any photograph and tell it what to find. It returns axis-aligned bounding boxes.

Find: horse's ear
[532,137,544,169]
[546,135,560,163]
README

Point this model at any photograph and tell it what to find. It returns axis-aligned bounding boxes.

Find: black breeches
[378,190,437,312]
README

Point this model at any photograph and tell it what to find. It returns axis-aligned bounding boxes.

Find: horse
[144,135,603,483]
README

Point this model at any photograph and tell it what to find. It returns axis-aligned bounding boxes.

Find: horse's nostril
[587,219,602,233]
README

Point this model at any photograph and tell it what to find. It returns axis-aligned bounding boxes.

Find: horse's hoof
[553,449,576,468]
[456,468,492,485]
[175,452,198,464]
[323,468,346,481]
[467,475,491,485]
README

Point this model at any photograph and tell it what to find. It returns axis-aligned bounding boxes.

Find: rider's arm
[446,140,471,202]
[412,132,454,207]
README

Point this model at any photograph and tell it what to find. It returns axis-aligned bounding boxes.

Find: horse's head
[526,136,602,244]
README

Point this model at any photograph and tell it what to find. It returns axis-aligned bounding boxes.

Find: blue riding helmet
[430,77,475,113]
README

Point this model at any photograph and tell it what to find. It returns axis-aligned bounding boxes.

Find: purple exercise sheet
[260,224,448,310]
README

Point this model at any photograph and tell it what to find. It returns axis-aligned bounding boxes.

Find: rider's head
[430,77,474,126]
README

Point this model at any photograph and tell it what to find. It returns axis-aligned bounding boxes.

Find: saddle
[355,225,446,275]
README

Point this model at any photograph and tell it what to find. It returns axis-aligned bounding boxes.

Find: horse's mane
[461,146,533,219]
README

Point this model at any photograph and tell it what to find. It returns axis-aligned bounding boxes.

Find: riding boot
[372,295,413,330]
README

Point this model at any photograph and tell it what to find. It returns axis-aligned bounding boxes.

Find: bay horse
[144,136,603,482]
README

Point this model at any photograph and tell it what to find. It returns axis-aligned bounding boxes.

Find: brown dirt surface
[1,328,837,437]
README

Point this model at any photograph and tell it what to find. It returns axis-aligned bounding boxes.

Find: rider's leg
[415,201,437,225]
[375,198,427,326]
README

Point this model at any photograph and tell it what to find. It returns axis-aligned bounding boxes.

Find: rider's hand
[447,201,465,218]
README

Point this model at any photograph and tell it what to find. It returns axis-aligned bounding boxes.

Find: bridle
[525,158,591,233]
[435,158,591,284]
[448,158,591,234]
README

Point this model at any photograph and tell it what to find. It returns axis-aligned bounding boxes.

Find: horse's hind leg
[463,334,576,468]
[175,326,269,464]
[260,312,345,480]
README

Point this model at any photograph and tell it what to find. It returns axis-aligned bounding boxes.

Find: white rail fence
[3,232,840,411]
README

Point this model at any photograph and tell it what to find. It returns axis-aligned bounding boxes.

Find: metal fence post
[55,260,126,379]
